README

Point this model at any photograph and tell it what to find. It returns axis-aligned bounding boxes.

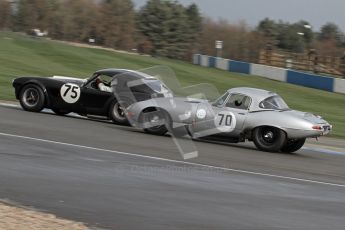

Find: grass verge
[1,31,344,138]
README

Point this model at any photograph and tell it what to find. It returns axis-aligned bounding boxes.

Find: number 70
[218,114,232,126]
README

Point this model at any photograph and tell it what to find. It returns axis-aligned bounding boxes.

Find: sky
[132,0,345,32]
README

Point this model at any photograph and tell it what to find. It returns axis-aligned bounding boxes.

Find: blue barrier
[287,70,334,92]
[192,54,345,94]
[229,60,250,74]
[208,56,216,68]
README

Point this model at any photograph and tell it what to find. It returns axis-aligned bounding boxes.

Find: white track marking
[0,132,344,188]
[81,158,106,162]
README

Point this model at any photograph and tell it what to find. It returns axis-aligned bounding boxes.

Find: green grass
[1,31,345,138]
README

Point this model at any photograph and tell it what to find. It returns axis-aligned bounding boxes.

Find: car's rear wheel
[52,108,70,116]
[281,138,306,153]
[141,109,171,136]
[252,126,287,152]
[109,100,129,125]
[19,84,45,112]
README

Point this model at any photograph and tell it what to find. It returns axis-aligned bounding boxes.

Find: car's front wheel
[281,138,306,153]
[141,109,171,136]
[109,100,129,125]
[252,126,287,152]
[19,84,45,112]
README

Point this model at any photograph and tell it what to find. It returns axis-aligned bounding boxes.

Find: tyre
[281,138,306,153]
[109,100,129,125]
[141,109,171,136]
[252,126,287,152]
[19,84,45,112]
[51,108,70,116]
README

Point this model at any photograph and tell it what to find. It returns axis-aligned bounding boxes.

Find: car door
[193,92,250,137]
[219,93,251,136]
[47,79,85,114]
[190,93,231,138]
[80,74,114,115]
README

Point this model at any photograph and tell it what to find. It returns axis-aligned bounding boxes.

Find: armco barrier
[215,57,229,70]
[200,55,208,67]
[250,64,286,82]
[286,70,334,92]
[208,56,216,68]
[229,60,250,74]
[192,54,345,94]
[334,78,345,94]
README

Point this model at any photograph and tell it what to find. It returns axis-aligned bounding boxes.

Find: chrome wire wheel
[19,84,45,112]
[109,100,130,125]
[23,88,39,107]
[252,126,287,152]
[112,102,126,122]
[146,113,165,131]
[141,110,171,136]
[260,128,277,146]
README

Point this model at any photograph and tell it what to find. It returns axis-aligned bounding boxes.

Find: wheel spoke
[24,89,39,106]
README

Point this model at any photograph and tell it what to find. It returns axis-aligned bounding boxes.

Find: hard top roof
[94,68,154,79]
[227,87,277,101]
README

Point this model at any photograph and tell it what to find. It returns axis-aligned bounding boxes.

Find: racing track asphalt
[0,104,345,229]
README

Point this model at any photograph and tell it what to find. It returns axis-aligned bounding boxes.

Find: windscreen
[259,96,289,110]
[112,65,220,101]
[143,79,172,96]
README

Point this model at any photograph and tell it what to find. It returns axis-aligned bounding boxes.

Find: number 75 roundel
[60,83,81,104]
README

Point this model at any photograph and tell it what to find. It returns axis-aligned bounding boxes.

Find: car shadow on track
[6,105,310,158]
[116,126,310,158]
[44,110,311,157]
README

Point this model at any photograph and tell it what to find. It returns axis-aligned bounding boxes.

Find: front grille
[323,125,331,131]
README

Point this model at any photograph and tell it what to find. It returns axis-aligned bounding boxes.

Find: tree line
[0,0,344,61]
[257,18,345,56]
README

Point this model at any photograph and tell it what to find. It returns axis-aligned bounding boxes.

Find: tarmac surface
[0,103,345,230]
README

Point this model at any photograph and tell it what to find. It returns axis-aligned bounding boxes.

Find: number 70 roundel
[214,111,237,132]
[60,83,81,104]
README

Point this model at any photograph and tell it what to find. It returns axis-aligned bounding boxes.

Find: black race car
[12,68,170,125]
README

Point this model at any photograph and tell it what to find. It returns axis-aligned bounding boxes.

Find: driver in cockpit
[95,77,112,92]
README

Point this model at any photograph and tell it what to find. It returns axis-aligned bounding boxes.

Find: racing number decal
[217,113,232,126]
[214,111,236,132]
[60,83,81,104]
[196,109,207,119]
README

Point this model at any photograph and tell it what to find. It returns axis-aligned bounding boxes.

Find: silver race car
[125,87,332,153]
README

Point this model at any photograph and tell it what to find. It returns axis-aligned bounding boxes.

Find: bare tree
[98,0,136,50]
[0,0,12,29]
[15,0,51,32]
[200,18,267,62]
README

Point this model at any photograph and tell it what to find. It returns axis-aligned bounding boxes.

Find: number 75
[63,84,78,99]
